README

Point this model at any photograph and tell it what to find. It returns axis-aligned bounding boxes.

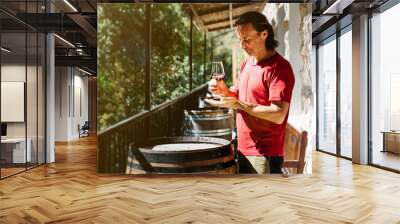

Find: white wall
[74,73,89,137]
[1,65,39,136]
[263,3,314,172]
[1,63,46,164]
[55,67,89,141]
[263,3,313,130]
[55,67,69,141]
[1,65,26,138]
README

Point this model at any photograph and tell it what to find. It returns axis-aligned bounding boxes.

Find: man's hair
[234,11,279,50]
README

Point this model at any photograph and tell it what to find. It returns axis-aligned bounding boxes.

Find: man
[206,11,295,174]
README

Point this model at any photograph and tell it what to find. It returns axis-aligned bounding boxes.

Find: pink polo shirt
[231,53,295,156]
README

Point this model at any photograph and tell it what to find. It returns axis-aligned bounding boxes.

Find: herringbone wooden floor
[1,136,400,224]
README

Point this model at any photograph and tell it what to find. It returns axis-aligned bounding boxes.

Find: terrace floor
[0,135,399,223]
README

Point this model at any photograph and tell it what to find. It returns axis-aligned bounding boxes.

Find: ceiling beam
[55,55,96,71]
[208,24,232,32]
[199,3,265,24]
[195,3,259,17]
[198,4,246,18]
[312,15,335,33]
[14,13,82,32]
[206,20,235,31]
[204,15,241,26]
[322,0,355,14]
[86,0,97,12]
[53,0,78,13]
[67,13,97,43]
[189,4,208,33]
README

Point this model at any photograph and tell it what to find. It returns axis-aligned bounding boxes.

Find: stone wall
[263,3,314,173]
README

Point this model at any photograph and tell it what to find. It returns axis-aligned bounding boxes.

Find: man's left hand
[205,97,238,109]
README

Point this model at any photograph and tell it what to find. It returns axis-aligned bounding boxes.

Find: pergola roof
[184,3,266,33]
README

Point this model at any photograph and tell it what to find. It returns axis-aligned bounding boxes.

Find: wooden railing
[97,84,208,173]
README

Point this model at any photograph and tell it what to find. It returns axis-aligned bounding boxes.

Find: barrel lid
[147,143,220,151]
[135,137,231,153]
[184,108,233,116]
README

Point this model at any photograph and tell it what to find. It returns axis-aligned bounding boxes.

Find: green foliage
[97,3,239,131]
[98,4,147,131]
[211,30,247,87]
[150,4,190,106]
[192,23,206,88]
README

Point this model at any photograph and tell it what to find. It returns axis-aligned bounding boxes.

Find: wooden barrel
[183,108,234,140]
[126,137,236,174]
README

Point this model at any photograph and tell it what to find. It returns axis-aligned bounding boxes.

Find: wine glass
[208,61,225,100]
[211,61,225,81]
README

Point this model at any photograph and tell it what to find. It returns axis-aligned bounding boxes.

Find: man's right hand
[208,79,230,97]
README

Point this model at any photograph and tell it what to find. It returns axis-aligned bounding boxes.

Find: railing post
[145,4,151,110]
[189,13,193,91]
[144,4,152,141]
[210,38,214,63]
[97,84,208,173]
[203,31,207,83]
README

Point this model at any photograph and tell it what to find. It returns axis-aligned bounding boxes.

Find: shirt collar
[252,51,278,66]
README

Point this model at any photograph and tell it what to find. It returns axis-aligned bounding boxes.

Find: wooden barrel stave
[126,137,236,174]
[184,108,234,140]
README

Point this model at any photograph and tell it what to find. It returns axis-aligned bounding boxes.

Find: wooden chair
[282,123,308,174]
[78,121,90,138]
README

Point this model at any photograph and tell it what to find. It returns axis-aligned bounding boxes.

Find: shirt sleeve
[268,64,295,103]
[230,80,239,95]
[230,78,240,95]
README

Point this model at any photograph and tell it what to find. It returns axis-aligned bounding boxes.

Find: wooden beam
[189,4,208,33]
[203,15,240,26]
[197,4,231,16]
[207,21,233,32]
[199,3,264,23]
[201,3,266,32]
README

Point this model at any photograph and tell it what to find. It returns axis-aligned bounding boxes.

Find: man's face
[236,23,268,56]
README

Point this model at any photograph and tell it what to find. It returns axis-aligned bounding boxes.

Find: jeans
[237,151,283,174]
